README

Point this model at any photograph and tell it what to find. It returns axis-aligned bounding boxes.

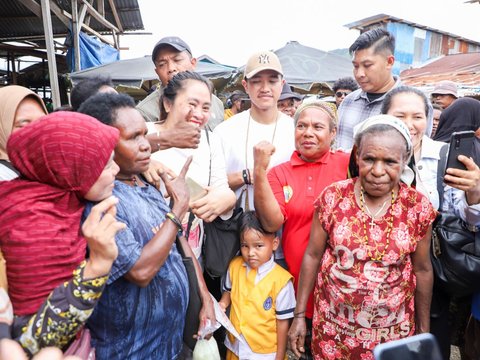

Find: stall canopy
[225,40,354,95]
[69,55,236,99]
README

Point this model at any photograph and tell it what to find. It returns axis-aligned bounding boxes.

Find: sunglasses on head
[335,91,350,97]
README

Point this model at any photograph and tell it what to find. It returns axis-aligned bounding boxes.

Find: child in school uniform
[219,211,296,360]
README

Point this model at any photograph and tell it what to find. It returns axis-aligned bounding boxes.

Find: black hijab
[433,97,480,142]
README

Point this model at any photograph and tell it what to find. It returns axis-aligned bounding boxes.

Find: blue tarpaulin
[66,31,119,72]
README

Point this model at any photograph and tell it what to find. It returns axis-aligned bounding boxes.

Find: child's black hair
[238,211,275,238]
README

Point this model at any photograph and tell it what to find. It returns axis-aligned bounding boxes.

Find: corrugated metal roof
[345,14,480,47]
[0,0,143,41]
[400,52,480,97]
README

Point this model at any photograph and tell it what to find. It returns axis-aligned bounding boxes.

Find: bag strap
[436,144,449,211]
[204,129,212,187]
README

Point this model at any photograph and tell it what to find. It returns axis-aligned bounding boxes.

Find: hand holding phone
[445,131,475,172]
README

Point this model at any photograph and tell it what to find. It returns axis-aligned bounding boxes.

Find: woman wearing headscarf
[289,115,437,360]
[433,97,480,143]
[0,112,125,356]
[0,85,47,181]
[254,100,350,359]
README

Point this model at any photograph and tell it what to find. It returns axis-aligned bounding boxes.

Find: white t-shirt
[214,110,295,210]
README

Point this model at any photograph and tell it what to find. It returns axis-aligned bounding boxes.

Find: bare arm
[288,210,327,358]
[275,318,290,360]
[218,291,231,312]
[177,235,215,337]
[411,225,433,334]
[124,157,191,287]
[227,171,249,191]
[147,122,201,152]
[253,141,284,232]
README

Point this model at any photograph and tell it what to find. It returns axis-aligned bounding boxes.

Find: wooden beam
[17,0,41,17]
[97,0,105,17]
[40,0,61,107]
[108,0,123,32]
[79,0,119,33]
[71,0,81,72]
[47,0,70,28]
[78,0,94,25]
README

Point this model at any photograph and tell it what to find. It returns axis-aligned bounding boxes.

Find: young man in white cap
[431,80,458,110]
[214,50,295,211]
[137,36,225,151]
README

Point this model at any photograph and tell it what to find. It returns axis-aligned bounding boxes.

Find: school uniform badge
[263,296,273,310]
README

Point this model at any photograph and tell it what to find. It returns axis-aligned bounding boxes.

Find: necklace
[362,195,388,229]
[359,186,396,261]
[243,111,279,210]
[117,175,139,187]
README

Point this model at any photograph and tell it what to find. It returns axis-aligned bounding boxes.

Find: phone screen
[373,333,442,360]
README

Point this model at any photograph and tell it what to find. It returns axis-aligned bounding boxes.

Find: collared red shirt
[267,150,350,317]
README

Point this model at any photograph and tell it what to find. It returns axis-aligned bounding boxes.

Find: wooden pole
[71,0,81,72]
[40,0,60,107]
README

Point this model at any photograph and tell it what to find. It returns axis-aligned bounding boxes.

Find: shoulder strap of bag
[204,129,212,187]
[436,144,449,211]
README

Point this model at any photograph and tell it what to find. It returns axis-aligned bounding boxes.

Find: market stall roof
[225,41,353,95]
[400,52,480,97]
[69,55,236,99]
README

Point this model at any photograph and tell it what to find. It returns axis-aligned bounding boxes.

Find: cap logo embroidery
[258,54,270,64]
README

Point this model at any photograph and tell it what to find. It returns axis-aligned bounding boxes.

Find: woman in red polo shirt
[253,100,350,359]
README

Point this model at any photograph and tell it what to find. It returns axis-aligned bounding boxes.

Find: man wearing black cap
[137,36,225,151]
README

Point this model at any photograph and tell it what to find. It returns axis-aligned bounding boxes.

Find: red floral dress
[312,179,436,360]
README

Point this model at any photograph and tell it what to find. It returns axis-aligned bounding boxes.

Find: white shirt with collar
[223,256,296,360]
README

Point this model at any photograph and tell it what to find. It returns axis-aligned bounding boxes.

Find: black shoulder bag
[202,129,243,278]
[430,144,480,297]
[176,213,201,351]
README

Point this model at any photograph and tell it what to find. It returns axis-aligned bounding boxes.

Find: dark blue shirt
[84,181,188,359]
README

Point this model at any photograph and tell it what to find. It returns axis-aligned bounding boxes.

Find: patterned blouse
[311,179,436,360]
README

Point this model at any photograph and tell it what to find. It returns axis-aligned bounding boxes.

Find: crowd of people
[0,27,479,360]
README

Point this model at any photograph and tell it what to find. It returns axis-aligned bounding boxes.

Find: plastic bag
[192,337,221,360]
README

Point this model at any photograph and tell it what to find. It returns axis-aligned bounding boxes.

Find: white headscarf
[353,114,415,185]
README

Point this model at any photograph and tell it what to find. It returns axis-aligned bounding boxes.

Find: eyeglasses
[335,91,351,98]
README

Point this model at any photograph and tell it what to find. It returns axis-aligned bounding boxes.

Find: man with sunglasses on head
[332,77,358,108]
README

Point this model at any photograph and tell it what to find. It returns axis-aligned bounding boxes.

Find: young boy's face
[240,229,279,269]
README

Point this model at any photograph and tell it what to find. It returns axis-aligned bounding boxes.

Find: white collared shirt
[223,256,296,359]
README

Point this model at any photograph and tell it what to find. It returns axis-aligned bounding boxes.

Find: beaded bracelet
[166,212,183,233]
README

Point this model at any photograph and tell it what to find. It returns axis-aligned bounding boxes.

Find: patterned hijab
[0,112,119,315]
[0,85,47,160]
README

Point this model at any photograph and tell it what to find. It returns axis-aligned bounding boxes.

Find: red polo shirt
[268,150,350,318]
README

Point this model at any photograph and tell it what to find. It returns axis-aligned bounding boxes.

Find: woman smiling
[148,71,235,261]
[289,115,436,360]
